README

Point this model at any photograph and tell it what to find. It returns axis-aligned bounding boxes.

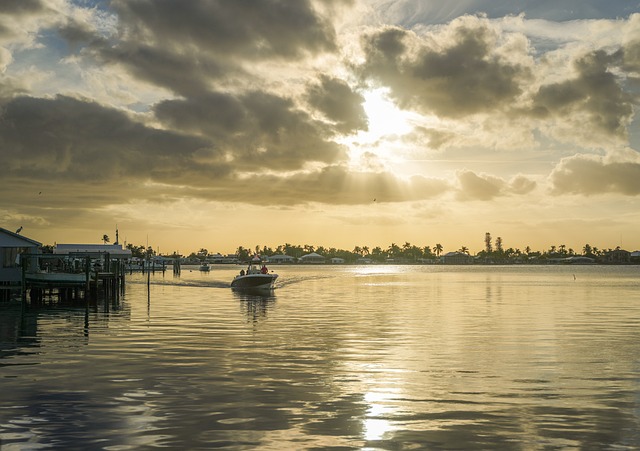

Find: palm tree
[387,243,401,259]
[459,246,469,254]
[435,243,443,257]
[102,234,110,244]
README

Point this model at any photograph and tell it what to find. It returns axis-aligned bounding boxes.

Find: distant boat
[199,262,210,272]
[231,258,278,290]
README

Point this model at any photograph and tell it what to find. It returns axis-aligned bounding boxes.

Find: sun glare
[362,88,413,140]
[340,88,416,171]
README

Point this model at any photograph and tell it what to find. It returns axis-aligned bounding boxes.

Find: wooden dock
[21,254,125,303]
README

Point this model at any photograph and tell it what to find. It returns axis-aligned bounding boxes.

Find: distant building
[207,253,237,264]
[604,249,630,263]
[299,252,326,264]
[562,256,595,264]
[330,257,345,264]
[53,243,132,259]
[267,254,296,264]
[440,252,473,265]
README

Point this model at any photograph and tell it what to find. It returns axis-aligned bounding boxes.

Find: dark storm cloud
[0,95,225,183]
[531,49,635,139]
[305,75,368,134]
[358,18,533,117]
[154,90,349,170]
[550,154,640,196]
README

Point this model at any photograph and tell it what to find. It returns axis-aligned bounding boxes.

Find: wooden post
[85,256,91,296]
[21,253,26,302]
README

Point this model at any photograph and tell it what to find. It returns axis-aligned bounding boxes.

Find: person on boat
[240,269,245,276]
[261,264,268,274]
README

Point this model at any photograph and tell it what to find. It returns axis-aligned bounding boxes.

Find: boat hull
[231,273,278,290]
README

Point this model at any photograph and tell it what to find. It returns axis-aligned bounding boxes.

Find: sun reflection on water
[362,391,398,442]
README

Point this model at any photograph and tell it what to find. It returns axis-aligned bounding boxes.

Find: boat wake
[129,279,231,289]
[275,274,333,288]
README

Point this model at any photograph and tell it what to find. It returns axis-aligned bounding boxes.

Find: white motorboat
[199,262,210,272]
[231,259,278,290]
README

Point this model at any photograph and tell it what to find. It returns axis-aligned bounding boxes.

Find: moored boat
[199,262,210,272]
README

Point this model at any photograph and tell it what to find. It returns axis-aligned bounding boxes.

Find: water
[2,264,640,450]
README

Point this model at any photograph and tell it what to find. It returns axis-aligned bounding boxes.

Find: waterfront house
[299,252,326,264]
[0,227,41,301]
[267,254,296,264]
[330,257,345,264]
[440,251,473,265]
[604,249,630,263]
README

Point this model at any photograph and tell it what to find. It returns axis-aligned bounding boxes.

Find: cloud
[84,0,348,98]
[0,93,451,212]
[0,95,224,183]
[509,174,537,194]
[530,49,635,144]
[358,15,534,118]
[192,165,451,206]
[550,150,640,195]
[304,74,368,134]
[112,0,341,60]
[456,170,536,200]
[154,90,349,171]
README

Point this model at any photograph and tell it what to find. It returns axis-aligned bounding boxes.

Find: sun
[361,88,413,140]
[340,88,415,171]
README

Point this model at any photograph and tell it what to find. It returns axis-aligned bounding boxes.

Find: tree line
[189,233,634,264]
[41,232,635,264]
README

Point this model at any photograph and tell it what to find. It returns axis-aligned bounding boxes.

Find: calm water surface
[1,265,640,450]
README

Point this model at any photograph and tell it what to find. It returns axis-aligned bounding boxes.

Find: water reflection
[2,266,640,449]
[233,289,276,322]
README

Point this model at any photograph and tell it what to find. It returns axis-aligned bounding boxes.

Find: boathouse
[0,227,42,301]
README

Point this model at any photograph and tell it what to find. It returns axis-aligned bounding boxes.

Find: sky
[1,0,639,255]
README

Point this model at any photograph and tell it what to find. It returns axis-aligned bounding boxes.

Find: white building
[299,252,326,264]
[267,254,296,264]
[53,243,132,259]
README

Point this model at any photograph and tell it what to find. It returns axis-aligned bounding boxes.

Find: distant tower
[115,226,119,245]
